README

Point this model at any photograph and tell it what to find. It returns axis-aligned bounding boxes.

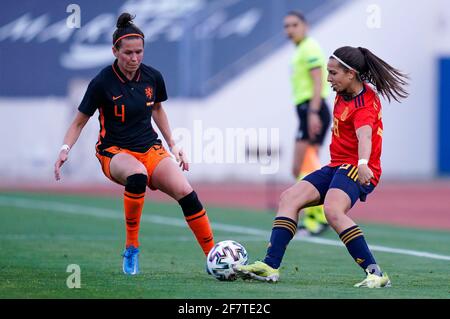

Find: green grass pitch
[0,192,449,299]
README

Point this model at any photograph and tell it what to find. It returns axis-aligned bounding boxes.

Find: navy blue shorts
[303,164,376,208]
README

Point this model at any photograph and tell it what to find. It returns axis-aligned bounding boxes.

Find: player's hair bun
[116,13,134,28]
[112,13,144,47]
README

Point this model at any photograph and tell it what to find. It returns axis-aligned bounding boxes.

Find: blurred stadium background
[0,0,449,299]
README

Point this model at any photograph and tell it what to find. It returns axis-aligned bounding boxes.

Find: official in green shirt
[291,36,330,106]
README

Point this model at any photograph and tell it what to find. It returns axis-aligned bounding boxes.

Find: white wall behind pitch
[0,0,445,184]
[163,0,440,181]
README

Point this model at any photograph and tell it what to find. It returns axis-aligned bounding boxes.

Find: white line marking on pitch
[1,196,449,261]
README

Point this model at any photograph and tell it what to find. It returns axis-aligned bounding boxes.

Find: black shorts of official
[303,164,376,208]
[295,99,331,145]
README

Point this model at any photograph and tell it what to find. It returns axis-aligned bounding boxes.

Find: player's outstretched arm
[54,111,90,181]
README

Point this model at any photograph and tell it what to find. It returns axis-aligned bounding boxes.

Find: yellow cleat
[306,204,328,224]
[297,205,329,237]
[354,270,391,288]
[235,261,280,283]
[297,215,328,236]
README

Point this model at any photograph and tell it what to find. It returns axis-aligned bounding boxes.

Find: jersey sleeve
[352,95,378,130]
[304,40,325,70]
[154,70,168,103]
[78,78,104,116]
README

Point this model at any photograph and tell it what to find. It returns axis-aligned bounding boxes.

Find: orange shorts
[95,144,171,190]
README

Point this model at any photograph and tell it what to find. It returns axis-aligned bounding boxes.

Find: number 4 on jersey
[115,104,125,122]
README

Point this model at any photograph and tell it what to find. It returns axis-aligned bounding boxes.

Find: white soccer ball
[206,240,248,281]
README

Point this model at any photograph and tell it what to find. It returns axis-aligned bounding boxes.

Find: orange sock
[124,190,145,248]
[179,191,215,256]
[185,209,214,256]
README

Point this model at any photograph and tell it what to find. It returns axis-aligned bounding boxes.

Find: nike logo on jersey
[112,95,123,101]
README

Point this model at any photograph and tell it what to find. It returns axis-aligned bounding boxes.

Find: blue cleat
[122,245,139,275]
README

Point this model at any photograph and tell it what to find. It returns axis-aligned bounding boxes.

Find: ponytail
[332,46,409,102]
[358,47,408,102]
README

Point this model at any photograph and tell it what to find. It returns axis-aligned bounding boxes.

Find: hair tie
[113,33,144,46]
[331,54,359,73]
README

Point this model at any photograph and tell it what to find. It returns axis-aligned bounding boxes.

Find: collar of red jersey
[339,83,367,101]
[112,59,141,83]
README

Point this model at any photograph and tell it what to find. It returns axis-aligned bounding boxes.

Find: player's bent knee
[170,182,193,200]
[180,184,194,198]
[279,188,302,211]
[178,190,203,217]
[125,173,148,194]
[323,205,342,227]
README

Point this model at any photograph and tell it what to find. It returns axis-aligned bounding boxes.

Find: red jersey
[328,84,383,185]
